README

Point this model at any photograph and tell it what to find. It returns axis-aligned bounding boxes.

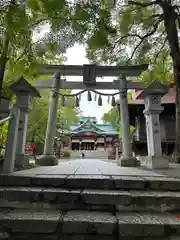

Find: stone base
[142,156,169,169]
[118,156,140,167]
[36,154,58,166]
[15,153,29,169]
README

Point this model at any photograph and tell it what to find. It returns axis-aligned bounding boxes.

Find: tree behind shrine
[73,0,180,161]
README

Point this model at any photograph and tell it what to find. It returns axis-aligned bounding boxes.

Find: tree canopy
[70,0,179,159]
[1,0,180,159]
[0,0,82,99]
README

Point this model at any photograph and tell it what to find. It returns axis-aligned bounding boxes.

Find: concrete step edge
[0,188,180,212]
[1,174,180,190]
[0,209,179,237]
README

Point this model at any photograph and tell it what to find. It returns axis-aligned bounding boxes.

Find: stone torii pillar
[3,77,40,174]
[137,81,169,169]
[118,75,140,167]
[36,72,61,166]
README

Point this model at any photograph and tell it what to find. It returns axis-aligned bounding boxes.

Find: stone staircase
[0,174,180,239]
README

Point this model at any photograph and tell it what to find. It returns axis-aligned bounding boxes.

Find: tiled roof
[129,87,175,105]
[78,116,97,122]
[69,117,118,135]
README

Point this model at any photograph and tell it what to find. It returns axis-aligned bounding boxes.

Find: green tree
[0,0,81,100]
[102,92,132,132]
[102,106,120,131]
[0,121,8,155]
[72,0,180,160]
[27,89,79,144]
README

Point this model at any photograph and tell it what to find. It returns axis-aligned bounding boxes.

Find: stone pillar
[68,137,72,150]
[3,106,21,174]
[137,81,169,169]
[15,97,31,169]
[115,146,119,161]
[118,75,139,167]
[37,72,61,166]
[3,77,40,174]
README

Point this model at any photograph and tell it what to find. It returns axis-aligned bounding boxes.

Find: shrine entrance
[81,142,94,151]
[35,63,148,167]
[1,64,171,174]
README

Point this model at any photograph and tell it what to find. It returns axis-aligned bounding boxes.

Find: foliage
[61,149,71,159]
[102,92,132,132]
[68,1,176,85]
[0,0,83,147]
[0,122,8,155]
[0,0,82,99]
[70,0,180,159]
[102,107,120,131]
[119,125,135,137]
[27,89,79,143]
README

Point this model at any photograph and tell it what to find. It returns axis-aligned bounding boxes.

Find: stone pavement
[15,159,165,177]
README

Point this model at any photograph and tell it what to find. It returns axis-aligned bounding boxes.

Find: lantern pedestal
[36,154,58,166]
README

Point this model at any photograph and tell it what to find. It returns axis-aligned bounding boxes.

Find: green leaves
[119,8,133,35]
[0,122,8,153]
[102,106,120,131]
[27,89,79,143]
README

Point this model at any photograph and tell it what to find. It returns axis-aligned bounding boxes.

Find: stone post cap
[9,77,41,98]
[137,81,168,99]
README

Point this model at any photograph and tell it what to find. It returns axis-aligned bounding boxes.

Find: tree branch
[127,17,164,61]
[154,36,168,63]
[128,0,158,8]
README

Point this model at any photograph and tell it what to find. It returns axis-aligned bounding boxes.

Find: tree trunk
[0,57,8,104]
[162,2,180,162]
[0,0,16,103]
[0,35,9,103]
[175,78,180,162]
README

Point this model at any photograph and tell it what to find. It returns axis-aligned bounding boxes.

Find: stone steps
[1,174,180,190]
[1,174,180,238]
[0,187,180,212]
[0,208,179,239]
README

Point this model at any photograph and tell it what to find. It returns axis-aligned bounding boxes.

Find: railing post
[3,106,21,174]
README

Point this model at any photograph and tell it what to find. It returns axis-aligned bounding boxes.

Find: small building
[65,116,119,159]
[129,86,175,155]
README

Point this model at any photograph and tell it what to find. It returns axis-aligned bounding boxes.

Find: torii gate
[35,64,148,167]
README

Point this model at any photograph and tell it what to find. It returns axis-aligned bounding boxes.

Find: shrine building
[68,116,118,151]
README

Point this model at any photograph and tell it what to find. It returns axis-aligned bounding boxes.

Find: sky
[65,44,118,123]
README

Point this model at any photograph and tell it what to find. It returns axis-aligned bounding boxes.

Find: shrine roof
[129,87,175,105]
[68,117,117,135]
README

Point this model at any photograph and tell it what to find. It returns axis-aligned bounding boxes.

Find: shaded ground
[142,163,180,178]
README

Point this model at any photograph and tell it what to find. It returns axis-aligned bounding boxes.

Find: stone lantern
[2,77,40,174]
[137,81,169,169]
